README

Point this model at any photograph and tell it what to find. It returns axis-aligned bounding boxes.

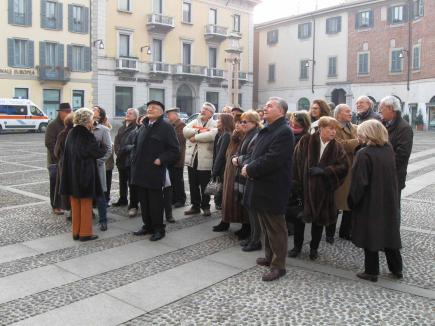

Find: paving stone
[1,169,49,186]
[407,164,435,181]
[0,189,43,208]
[406,184,435,203]
[13,182,51,198]
[0,162,40,173]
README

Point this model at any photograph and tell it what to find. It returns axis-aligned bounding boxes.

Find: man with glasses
[355,95,380,125]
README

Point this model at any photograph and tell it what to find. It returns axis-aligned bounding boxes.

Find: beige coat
[334,123,358,211]
[183,117,218,171]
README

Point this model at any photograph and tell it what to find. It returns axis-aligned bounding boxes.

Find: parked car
[0,98,49,133]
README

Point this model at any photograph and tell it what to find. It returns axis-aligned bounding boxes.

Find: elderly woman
[232,111,262,250]
[309,99,331,133]
[349,120,402,282]
[289,116,349,260]
[61,108,106,241]
[324,104,359,243]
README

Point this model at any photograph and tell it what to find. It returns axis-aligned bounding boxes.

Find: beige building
[0,0,93,119]
[93,0,260,117]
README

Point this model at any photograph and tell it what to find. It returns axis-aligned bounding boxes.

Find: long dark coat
[130,116,179,190]
[45,116,65,166]
[212,131,231,179]
[114,121,138,169]
[172,118,186,168]
[54,125,73,210]
[293,132,349,226]
[348,144,401,251]
[385,114,413,190]
[243,117,294,215]
[60,125,106,199]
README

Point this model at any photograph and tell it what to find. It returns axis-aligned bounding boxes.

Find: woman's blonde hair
[73,108,94,127]
[241,110,263,128]
[357,119,389,146]
[318,116,340,129]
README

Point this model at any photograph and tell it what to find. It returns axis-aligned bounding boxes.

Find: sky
[253,0,352,23]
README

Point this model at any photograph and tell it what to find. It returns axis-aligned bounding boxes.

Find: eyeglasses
[240,120,249,125]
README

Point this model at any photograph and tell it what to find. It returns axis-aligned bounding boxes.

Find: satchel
[204,179,222,196]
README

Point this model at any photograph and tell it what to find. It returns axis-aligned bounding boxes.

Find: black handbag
[204,179,222,196]
[286,196,304,221]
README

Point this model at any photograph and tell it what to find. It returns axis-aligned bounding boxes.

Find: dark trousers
[163,186,173,219]
[323,210,352,238]
[187,158,211,209]
[256,211,288,270]
[105,170,113,203]
[169,166,186,204]
[136,186,164,233]
[118,168,130,203]
[293,218,324,250]
[48,164,60,209]
[364,248,403,275]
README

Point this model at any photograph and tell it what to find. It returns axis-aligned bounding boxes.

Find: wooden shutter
[28,41,34,67]
[68,5,73,32]
[8,0,14,24]
[56,2,63,30]
[39,41,46,67]
[67,45,73,69]
[83,7,89,33]
[7,38,14,67]
[40,0,47,28]
[84,47,91,71]
[25,0,32,26]
[387,7,393,24]
[355,13,360,29]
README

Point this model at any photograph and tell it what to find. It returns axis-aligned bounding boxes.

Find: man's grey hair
[356,95,374,109]
[202,102,216,114]
[269,97,288,114]
[127,108,139,118]
[334,104,350,119]
[380,96,401,112]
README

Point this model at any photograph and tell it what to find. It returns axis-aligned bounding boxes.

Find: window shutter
[67,45,72,69]
[40,0,46,28]
[298,25,302,38]
[420,0,424,17]
[387,7,393,24]
[308,23,312,37]
[84,46,91,71]
[68,5,73,32]
[355,13,360,29]
[369,10,374,27]
[56,2,63,30]
[7,38,14,67]
[337,17,342,32]
[403,5,409,22]
[39,41,46,67]
[28,41,34,67]
[326,19,330,34]
[25,0,32,26]
[8,0,14,24]
[58,44,64,67]
[83,7,89,33]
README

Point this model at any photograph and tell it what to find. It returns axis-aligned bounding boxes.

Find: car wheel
[38,123,48,133]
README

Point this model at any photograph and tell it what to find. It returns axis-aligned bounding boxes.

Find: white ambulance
[0,98,49,133]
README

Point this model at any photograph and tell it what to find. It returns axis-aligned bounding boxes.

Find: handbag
[204,179,222,196]
[286,196,304,221]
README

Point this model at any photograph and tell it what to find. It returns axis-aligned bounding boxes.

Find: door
[182,43,191,73]
[153,0,162,14]
[43,89,60,120]
[176,85,193,114]
[209,9,217,25]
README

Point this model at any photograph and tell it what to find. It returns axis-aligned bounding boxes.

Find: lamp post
[399,49,410,91]
[225,32,243,107]
[92,39,104,49]
[305,59,316,94]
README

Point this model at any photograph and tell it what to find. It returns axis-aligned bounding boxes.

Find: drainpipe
[311,16,316,94]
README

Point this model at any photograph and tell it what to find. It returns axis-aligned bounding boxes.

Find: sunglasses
[240,120,250,125]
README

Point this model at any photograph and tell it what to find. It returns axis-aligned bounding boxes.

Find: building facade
[254,0,435,129]
[93,0,260,118]
[0,0,93,119]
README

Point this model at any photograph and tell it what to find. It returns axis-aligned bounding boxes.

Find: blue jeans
[96,195,107,224]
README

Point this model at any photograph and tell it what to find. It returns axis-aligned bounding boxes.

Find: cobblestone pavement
[0,132,434,326]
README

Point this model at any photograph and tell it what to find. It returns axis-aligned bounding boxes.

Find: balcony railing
[38,66,70,82]
[207,68,225,78]
[146,13,175,32]
[204,24,228,42]
[149,62,171,74]
[173,64,207,77]
[116,57,139,71]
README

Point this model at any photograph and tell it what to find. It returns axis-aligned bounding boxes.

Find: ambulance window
[0,105,7,114]
[31,106,44,116]
[8,106,27,115]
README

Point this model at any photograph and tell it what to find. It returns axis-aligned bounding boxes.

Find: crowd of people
[45,94,413,282]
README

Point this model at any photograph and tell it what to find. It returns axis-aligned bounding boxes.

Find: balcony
[146,14,175,33]
[37,66,70,83]
[116,57,139,72]
[204,24,228,43]
[149,62,171,74]
[173,64,207,78]
[207,68,225,79]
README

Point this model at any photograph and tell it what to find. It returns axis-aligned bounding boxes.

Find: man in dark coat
[355,95,381,125]
[131,101,180,241]
[242,97,294,282]
[166,107,187,208]
[45,102,72,215]
[379,96,413,203]
[113,108,139,207]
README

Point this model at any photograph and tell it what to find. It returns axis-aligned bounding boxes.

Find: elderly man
[355,95,381,125]
[326,104,359,242]
[379,96,413,202]
[183,102,218,216]
[113,108,139,210]
[45,102,72,215]
[242,97,294,282]
[166,108,187,208]
[131,101,179,241]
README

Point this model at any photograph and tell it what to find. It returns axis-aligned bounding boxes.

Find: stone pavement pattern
[0,132,434,326]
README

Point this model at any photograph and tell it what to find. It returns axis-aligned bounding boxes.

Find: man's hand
[154,158,161,166]
[241,164,248,177]
[231,157,238,166]
[198,128,209,133]
[189,136,196,143]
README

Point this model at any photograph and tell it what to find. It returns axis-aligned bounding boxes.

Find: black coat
[243,117,294,215]
[114,122,138,169]
[212,131,231,179]
[385,115,413,190]
[356,108,381,125]
[130,116,180,190]
[349,144,401,251]
[60,125,106,199]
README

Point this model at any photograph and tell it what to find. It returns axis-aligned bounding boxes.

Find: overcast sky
[253,0,352,23]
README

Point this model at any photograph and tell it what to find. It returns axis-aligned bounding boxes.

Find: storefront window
[115,86,133,117]
[43,89,60,120]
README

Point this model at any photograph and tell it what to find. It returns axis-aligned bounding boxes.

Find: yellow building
[0,0,92,119]
[93,0,260,117]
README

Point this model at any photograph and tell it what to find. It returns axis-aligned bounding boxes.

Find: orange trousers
[70,197,93,237]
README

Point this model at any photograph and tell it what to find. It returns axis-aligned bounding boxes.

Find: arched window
[429,96,435,103]
[297,97,310,110]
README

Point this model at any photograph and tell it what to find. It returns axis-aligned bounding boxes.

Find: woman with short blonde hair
[241,110,262,128]
[356,119,389,146]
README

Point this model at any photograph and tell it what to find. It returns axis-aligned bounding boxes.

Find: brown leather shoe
[256,257,271,267]
[262,268,286,282]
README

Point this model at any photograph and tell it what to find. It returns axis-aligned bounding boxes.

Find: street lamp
[140,46,152,55]
[304,59,316,93]
[398,49,410,91]
[93,39,104,49]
